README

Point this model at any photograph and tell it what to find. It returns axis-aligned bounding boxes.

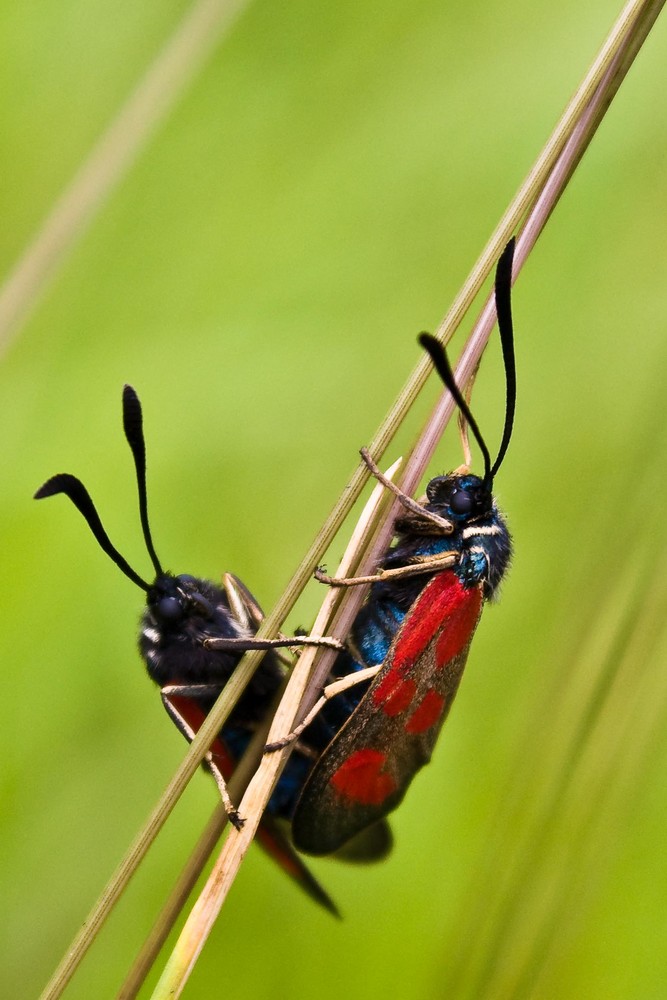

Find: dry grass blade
[286,0,665,713]
[150,463,402,995]
[135,4,663,894]
[115,459,400,999]
[116,707,285,1000]
[116,804,227,1000]
[36,1,665,997]
[149,3,665,995]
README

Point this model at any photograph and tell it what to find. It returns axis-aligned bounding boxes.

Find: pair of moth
[36,240,516,913]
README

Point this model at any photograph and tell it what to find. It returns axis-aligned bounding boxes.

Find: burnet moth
[34,386,350,913]
[286,238,516,856]
[35,236,515,907]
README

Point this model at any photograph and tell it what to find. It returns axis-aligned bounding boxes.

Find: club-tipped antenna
[35,385,166,591]
[122,385,164,578]
[419,333,492,483]
[489,237,516,479]
[419,237,517,487]
[34,474,151,591]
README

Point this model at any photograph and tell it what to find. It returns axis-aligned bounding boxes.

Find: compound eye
[157,596,183,622]
[450,489,474,515]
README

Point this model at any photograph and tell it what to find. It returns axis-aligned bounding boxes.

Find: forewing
[222,571,265,630]
[292,571,483,855]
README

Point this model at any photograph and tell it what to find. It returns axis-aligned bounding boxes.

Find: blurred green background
[2,1,667,997]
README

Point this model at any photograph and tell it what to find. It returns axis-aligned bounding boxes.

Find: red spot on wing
[435,588,482,666]
[330,749,397,805]
[405,689,446,734]
[392,572,481,673]
[369,573,481,724]
[372,671,416,715]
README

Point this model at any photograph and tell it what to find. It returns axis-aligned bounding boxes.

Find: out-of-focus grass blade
[0,0,251,357]
[439,457,667,999]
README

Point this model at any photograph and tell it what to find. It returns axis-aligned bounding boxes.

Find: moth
[285,239,516,855]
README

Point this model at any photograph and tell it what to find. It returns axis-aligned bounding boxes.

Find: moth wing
[292,571,483,855]
[222,571,265,630]
[330,819,393,862]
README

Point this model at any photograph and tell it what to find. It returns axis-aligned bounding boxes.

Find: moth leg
[315,550,458,587]
[161,686,244,830]
[160,683,226,698]
[203,634,344,652]
[264,665,381,752]
[360,447,453,535]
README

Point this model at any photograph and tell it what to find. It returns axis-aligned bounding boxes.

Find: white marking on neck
[462,524,501,540]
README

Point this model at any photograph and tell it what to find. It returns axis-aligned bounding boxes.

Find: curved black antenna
[489,237,516,479]
[34,474,151,591]
[419,237,517,487]
[122,385,164,578]
[418,333,492,483]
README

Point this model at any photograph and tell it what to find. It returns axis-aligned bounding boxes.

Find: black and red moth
[35,238,515,908]
[34,386,358,914]
[288,238,516,856]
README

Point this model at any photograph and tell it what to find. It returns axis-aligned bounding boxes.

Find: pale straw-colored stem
[151,6,665,994]
[290,0,664,712]
[37,2,664,997]
[151,465,402,994]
